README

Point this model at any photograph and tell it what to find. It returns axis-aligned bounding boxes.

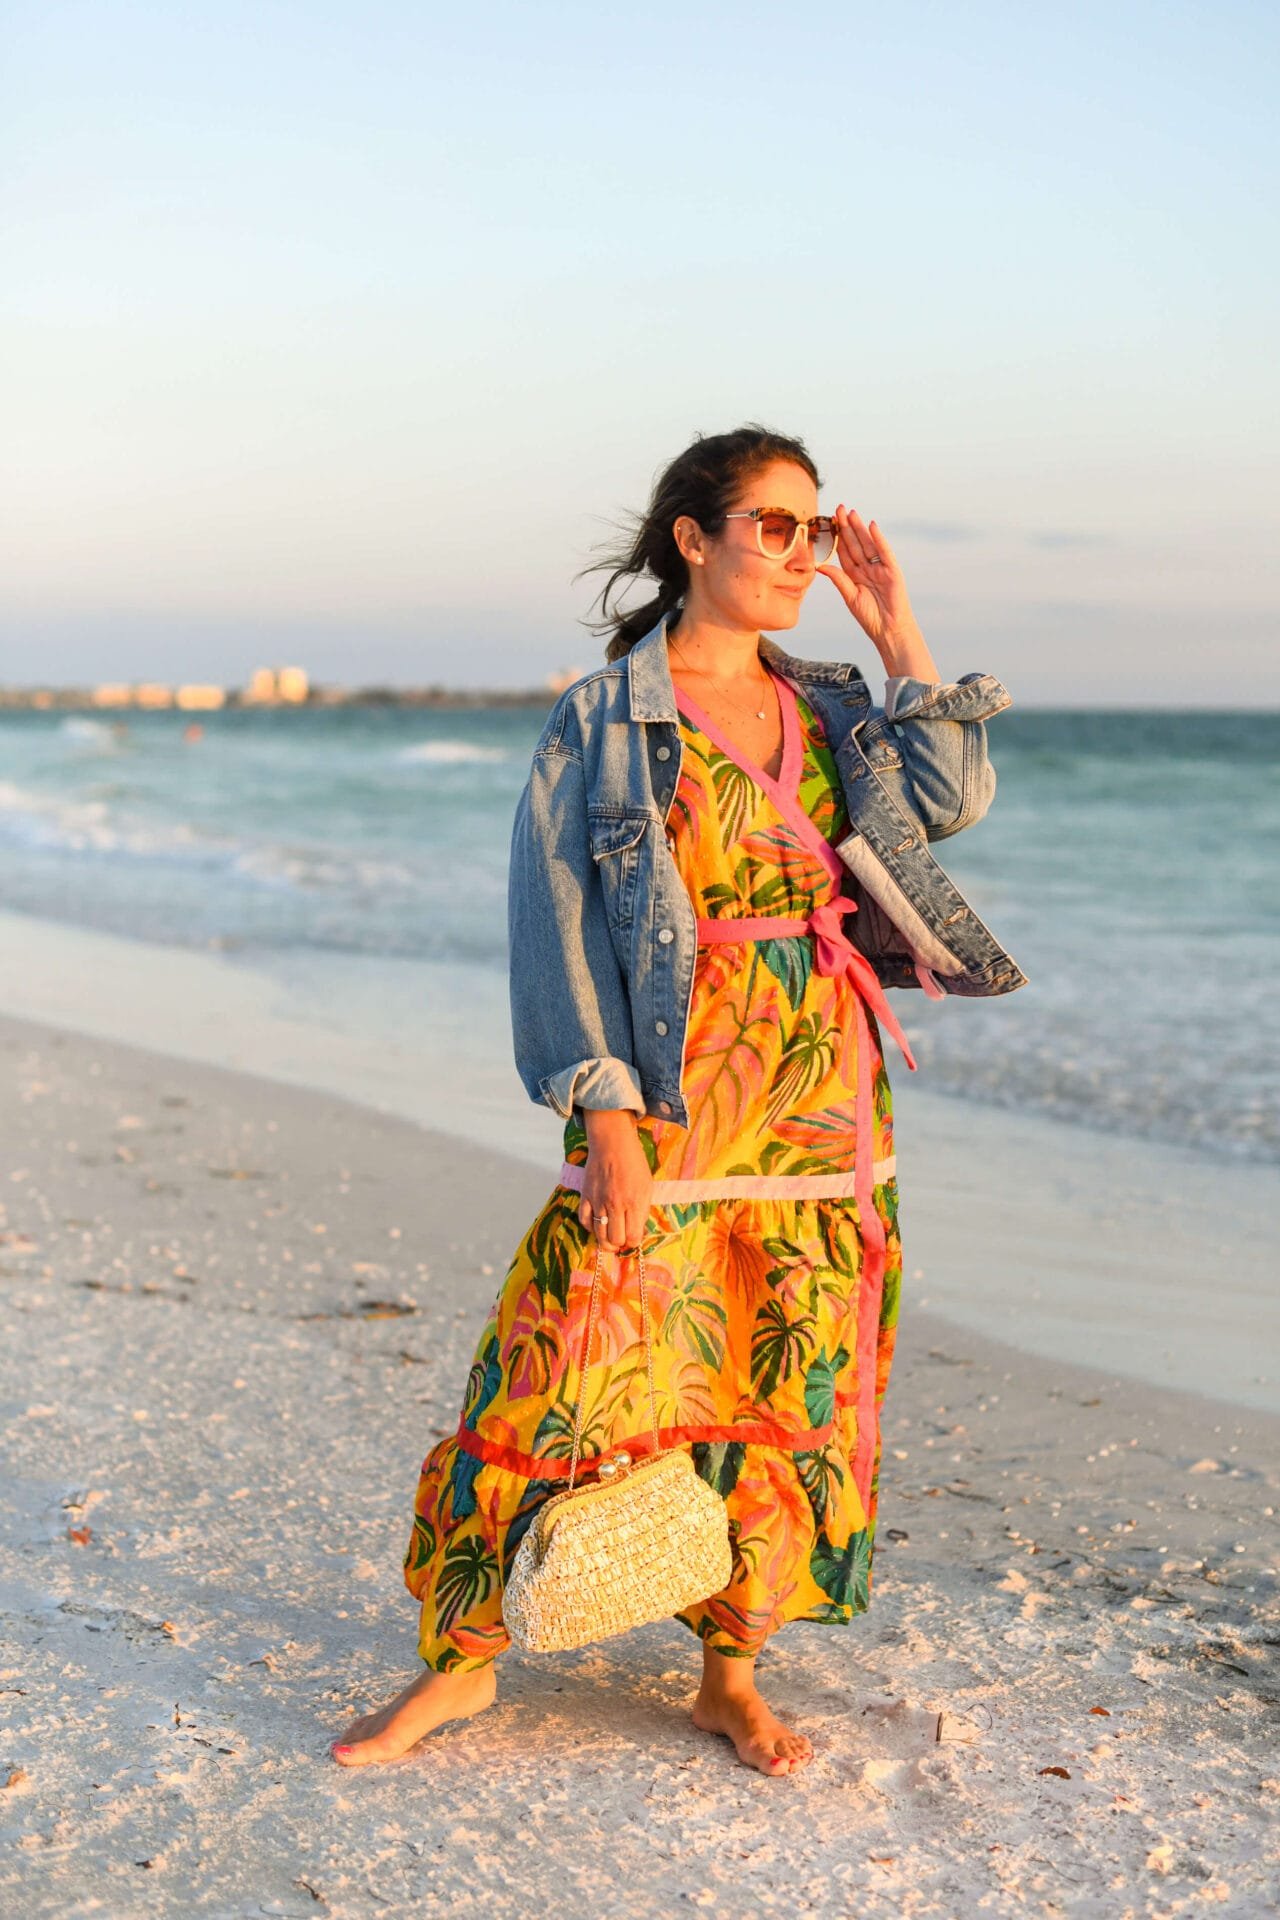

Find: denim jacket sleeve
[879,670,1013,843]
[507,740,647,1122]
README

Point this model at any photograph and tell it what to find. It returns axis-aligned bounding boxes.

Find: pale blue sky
[2,1,1276,703]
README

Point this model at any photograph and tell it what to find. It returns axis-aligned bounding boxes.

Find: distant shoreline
[2,685,1277,714]
[0,684,559,711]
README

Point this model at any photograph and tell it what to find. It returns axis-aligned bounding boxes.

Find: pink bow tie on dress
[807,894,862,977]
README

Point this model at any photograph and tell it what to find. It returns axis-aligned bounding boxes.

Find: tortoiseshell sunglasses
[722,507,838,563]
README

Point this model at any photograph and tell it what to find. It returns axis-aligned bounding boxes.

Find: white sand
[1,928,1277,1916]
[1,907,1275,1411]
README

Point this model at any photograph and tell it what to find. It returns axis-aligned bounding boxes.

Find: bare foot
[330,1662,497,1766]
[691,1679,814,1776]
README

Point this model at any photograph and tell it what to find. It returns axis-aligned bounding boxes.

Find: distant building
[176,684,227,710]
[546,665,587,694]
[91,684,134,708]
[243,665,309,704]
[135,683,174,709]
[243,667,278,704]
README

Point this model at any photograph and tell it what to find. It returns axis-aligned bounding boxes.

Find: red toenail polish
[332,1744,351,1755]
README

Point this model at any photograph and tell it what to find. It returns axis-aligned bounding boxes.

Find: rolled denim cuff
[538,1054,646,1122]
[884,671,1013,723]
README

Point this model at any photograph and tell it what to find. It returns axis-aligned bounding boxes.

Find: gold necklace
[667,633,773,722]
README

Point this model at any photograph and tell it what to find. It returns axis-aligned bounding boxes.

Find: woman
[332,424,1023,1776]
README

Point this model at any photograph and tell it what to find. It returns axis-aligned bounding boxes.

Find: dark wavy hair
[576,424,822,662]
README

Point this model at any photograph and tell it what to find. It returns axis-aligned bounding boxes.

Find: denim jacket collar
[627,613,858,723]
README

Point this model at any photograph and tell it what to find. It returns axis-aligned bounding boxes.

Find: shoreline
[1,1009,1276,1915]
[0,904,1276,1414]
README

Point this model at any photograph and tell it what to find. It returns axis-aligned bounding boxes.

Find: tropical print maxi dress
[404,666,920,1667]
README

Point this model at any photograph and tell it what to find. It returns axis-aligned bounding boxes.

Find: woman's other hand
[577,1109,653,1252]
[817,506,938,681]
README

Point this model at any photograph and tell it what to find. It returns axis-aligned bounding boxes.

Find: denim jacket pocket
[587,808,653,935]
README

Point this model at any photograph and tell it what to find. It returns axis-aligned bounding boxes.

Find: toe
[741,1735,786,1774]
[332,1734,392,1768]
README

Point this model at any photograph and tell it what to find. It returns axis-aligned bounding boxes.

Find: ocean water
[0,701,1276,1164]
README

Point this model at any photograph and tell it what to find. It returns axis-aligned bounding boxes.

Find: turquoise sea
[1,702,1276,1163]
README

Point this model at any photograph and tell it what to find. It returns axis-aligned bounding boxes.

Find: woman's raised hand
[815,505,919,656]
[577,1109,654,1255]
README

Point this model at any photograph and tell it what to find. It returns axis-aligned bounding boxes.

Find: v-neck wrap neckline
[671,662,803,801]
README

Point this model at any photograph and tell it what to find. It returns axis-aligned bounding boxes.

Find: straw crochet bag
[502,1239,733,1653]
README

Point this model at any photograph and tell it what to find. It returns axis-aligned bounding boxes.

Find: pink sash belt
[695,895,918,1075]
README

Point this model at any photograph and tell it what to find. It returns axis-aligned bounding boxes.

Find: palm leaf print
[727,863,806,917]
[404,1511,437,1575]
[661,1267,728,1371]
[668,754,706,850]
[529,1363,635,1463]
[685,1590,777,1649]
[803,1344,851,1428]
[431,1645,480,1672]
[527,1204,578,1312]
[810,1528,873,1609]
[698,879,754,921]
[445,1445,486,1522]
[795,1445,844,1526]
[817,1203,863,1282]
[736,817,814,870]
[450,1621,510,1663]
[750,1297,817,1398]
[435,1534,500,1631]
[461,1329,503,1431]
[662,1355,719,1427]
[677,988,778,1174]
[879,1261,902,1334]
[795,699,853,839]
[765,1017,841,1127]
[757,935,812,1011]
[707,750,758,845]
[501,1477,563,1578]
[771,1098,858,1154]
[690,1440,747,1499]
[734,824,825,914]
[502,1278,563,1400]
[732,1466,812,1593]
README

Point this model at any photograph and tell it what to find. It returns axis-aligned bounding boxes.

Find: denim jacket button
[655,745,671,761]
[654,1020,668,1035]
[657,927,674,944]
[658,1100,672,1114]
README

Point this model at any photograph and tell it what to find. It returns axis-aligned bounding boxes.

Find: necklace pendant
[756,708,766,719]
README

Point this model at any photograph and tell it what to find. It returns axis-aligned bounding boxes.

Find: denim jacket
[508,613,1027,1128]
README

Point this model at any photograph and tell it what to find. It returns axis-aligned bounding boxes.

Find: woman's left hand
[816,506,919,659]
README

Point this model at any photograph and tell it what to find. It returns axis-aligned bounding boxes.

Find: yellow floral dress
[404,670,914,1666]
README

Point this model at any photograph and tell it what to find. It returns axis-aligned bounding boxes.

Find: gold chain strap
[566,1242,662,1490]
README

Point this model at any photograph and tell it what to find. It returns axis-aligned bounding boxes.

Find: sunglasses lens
[756,513,836,562]
[811,522,836,563]
[757,512,798,555]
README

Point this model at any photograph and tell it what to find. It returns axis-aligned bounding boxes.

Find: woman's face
[678,458,821,633]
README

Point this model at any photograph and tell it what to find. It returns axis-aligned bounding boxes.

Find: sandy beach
[2,1000,1277,1919]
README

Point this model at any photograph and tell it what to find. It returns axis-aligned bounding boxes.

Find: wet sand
[1,1010,1277,1918]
